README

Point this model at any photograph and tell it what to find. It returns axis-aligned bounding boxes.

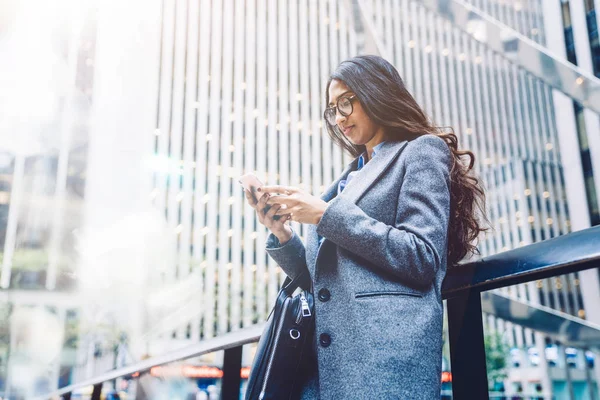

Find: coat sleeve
[315,135,452,288]
[265,228,309,280]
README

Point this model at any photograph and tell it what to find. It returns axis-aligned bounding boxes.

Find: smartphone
[238,173,281,220]
[238,173,264,202]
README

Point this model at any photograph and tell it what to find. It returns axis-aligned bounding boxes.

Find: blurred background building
[0,0,599,398]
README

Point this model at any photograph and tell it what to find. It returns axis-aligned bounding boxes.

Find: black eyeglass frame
[323,94,357,126]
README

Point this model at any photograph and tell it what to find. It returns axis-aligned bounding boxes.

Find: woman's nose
[335,109,346,125]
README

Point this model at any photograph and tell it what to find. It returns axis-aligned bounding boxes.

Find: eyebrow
[328,90,353,106]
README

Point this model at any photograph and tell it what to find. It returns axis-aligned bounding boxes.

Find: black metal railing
[38,225,600,400]
[443,225,600,399]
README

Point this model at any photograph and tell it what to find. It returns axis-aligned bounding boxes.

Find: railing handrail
[38,226,600,399]
[443,225,600,298]
[35,324,264,400]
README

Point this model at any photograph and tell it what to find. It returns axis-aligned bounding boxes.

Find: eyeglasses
[323,94,357,126]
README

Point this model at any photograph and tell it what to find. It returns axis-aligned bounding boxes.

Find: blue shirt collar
[358,141,386,169]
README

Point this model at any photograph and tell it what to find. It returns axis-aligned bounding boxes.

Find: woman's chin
[345,134,359,145]
[347,137,364,146]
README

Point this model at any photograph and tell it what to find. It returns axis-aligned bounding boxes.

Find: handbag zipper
[259,298,291,400]
[295,292,311,325]
[300,293,311,317]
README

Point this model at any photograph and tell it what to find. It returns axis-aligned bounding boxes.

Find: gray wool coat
[265,134,452,400]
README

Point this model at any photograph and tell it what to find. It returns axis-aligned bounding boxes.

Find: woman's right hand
[244,189,292,243]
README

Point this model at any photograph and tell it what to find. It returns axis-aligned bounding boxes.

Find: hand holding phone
[239,173,282,220]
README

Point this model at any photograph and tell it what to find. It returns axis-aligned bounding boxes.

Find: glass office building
[0,0,599,398]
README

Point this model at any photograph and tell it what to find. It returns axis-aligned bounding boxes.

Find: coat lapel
[306,140,409,277]
[305,158,359,276]
[336,140,409,205]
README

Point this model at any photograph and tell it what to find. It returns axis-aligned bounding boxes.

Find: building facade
[144,0,600,397]
[0,0,599,398]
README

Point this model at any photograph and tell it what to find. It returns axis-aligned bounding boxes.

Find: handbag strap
[281,269,312,295]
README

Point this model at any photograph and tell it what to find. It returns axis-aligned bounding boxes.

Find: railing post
[221,345,243,400]
[91,383,102,400]
[447,290,489,400]
[134,373,152,400]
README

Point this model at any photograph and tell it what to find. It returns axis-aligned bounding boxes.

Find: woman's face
[327,79,386,148]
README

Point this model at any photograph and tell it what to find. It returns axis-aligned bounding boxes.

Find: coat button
[318,288,331,302]
[319,333,331,347]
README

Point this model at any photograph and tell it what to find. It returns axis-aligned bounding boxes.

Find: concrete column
[542,0,600,330]
[570,0,600,225]
[534,332,553,397]
[80,0,162,361]
[581,348,598,400]
[541,0,593,234]
[0,154,25,289]
[593,349,600,400]
[559,343,576,400]
[539,2,600,397]
[48,307,67,391]
[566,0,600,330]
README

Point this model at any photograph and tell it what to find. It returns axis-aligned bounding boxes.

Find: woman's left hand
[259,185,328,225]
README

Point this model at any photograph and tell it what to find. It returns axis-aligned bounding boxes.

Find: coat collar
[319,139,409,205]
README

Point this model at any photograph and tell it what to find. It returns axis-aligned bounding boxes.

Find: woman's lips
[342,126,354,135]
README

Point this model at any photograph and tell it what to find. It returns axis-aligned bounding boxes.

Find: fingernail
[257,187,262,192]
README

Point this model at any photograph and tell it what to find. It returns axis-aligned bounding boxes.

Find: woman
[244,55,486,399]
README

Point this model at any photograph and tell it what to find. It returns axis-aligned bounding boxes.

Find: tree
[485,330,509,390]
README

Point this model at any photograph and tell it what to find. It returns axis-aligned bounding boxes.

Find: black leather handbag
[245,271,315,400]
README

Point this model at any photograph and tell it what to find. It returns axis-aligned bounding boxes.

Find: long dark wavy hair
[325,55,488,266]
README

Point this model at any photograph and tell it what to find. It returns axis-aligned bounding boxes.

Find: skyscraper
[1,0,598,397]
[144,0,600,396]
